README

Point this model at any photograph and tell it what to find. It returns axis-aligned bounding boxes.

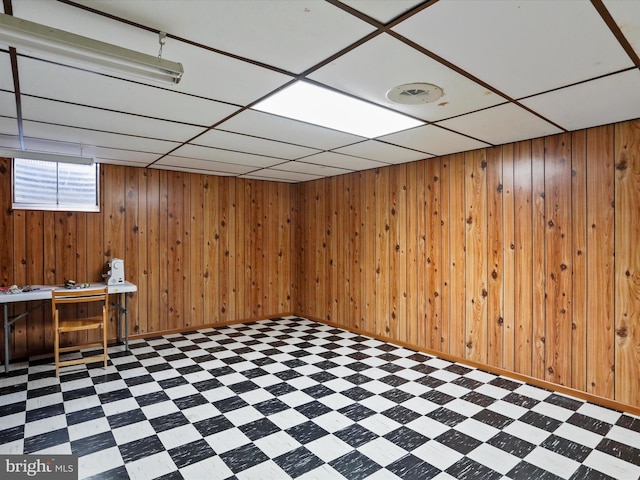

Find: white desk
[1,281,137,373]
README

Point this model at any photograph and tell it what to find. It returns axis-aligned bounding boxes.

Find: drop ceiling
[1,0,639,183]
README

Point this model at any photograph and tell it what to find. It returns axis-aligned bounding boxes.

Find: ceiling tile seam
[59,0,296,78]
[20,118,185,146]
[156,150,281,170]
[272,159,359,173]
[241,165,323,180]
[293,149,391,167]
[214,128,323,154]
[515,67,640,103]
[386,30,568,133]
[384,0,440,29]
[144,79,301,169]
[591,0,640,68]
[186,143,301,163]
[17,52,246,108]
[20,92,211,129]
[18,137,175,158]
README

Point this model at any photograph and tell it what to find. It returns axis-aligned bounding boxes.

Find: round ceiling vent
[386,82,444,105]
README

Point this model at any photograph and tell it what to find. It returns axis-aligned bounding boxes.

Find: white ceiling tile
[94,157,150,168]
[20,136,95,159]
[436,104,563,146]
[194,129,320,160]
[302,152,387,172]
[169,144,284,168]
[240,174,299,184]
[335,140,430,164]
[150,164,237,176]
[341,0,425,24]
[162,42,293,105]
[379,125,490,156]
[243,169,320,183]
[22,121,180,154]
[393,0,633,99]
[272,161,352,177]
[0,119,17,137]
[1,90,17,118]
[90,148,160,165]
[521,70,640,132]
[309,34,505,122]
[154,155,255,175]
[219,110,365,150]
[603,0,640,59]
[0,52,13,90]
[21,97,203,142]
[71,0,376,74]
[18,58,239,126]
[0,133,21,150]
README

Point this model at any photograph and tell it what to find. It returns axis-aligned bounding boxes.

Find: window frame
[12,158,101,212]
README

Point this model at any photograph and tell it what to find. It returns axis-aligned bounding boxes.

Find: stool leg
[103,323,107,369]
[54,327,60,377]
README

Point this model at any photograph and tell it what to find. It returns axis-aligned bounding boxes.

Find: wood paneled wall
[0,165,294,359]
[295,119,640,408]
[1,119,639,410]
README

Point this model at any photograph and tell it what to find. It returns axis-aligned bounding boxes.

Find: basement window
[12,158,100,212]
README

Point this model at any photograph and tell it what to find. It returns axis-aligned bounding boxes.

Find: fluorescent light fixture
[253,81,424,138]
[0,13,183,84]
[0,147,94,165]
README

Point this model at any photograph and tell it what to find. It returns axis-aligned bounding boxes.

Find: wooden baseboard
[126,312,296,341]
[295,313,640,417]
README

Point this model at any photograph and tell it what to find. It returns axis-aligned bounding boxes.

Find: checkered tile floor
[1,317,639,480]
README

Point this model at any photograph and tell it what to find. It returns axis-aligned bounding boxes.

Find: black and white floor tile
[1,317,639,479]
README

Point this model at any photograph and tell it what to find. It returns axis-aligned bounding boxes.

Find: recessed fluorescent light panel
[253,81,424,138]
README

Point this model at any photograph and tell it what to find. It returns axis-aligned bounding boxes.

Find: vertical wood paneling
[416,161,428,348]
[158,170,169,332]
[449,153,466,358]
[328,177,339,323]
[227,179,237,321]
[464,150,488,363]
[189,174,204,327]
[136,169,148,335]
[487,147,504,368]
[203,176,219,324]
[440,156,451,354]
[349,173,363,330]
[513,141,533,375]
[125,169,140,337]
[502,145,516,371]
[425,159,442,350]
[531,139,546,380]
[392,165,407,341]
[146,169,162,334]
[405,162,418,345]
[375,168,390,337]
[363,170,376,333]
[586,125,615,399]
[1,163,295,365]
[12,209,27,357]
[544,134,572,386]
[167,172,184,331]
[571,130,588,392]
[2,119,640,410]
[26,211,45,352]
[182,174,192,328]
[615,120,640,405]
